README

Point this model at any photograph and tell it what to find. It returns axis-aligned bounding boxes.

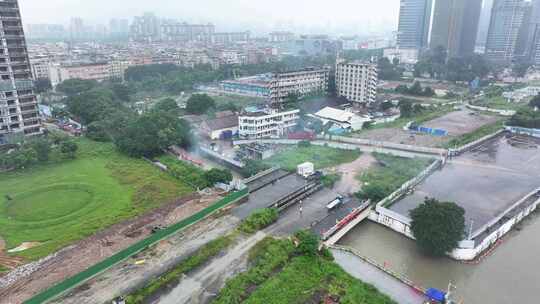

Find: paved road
[331,249,427,304]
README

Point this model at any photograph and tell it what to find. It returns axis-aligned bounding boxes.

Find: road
[331,249,427,304]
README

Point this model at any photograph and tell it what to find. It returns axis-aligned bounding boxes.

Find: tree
[34,78,52,94]
[409,198,465,256]
[111,83,131,101]
[530,94,540,109]
[204,168,233,185]
[86,120,110,142]
[185,94,215,115]
[153,98,180,114]
[60,140,79,159]
[377,57,402,80]
[66,88,119,125]
[114,111,191,157]
[240,159,270,178]
[399,99,415,118]
[56,79,99,96]
[508,108,540,129]
[27,137,51,162]
[294,230,319,256]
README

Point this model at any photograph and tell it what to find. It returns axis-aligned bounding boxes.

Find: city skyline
[19,0,400,35]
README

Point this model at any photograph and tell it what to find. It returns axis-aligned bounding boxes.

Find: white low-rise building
[239,108,300,139]
[312,106,371,131]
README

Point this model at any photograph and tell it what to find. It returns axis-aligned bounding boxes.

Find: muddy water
[338,212,540,304]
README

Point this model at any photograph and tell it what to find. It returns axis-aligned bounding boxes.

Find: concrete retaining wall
[466,104,516,116]
[448,129,505,156]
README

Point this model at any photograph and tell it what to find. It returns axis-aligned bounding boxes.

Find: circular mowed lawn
[6,184,94,222]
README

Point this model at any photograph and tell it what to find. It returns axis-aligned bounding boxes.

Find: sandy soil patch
[327,154,377,195]
[7,242,42,253]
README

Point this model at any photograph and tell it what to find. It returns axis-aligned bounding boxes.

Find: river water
[338,212,540,304]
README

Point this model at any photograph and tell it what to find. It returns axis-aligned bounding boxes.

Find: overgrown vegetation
[508,108,540,129]
[320,174,341,188]
[0,132,78,171]
[0,138,193,260]
[238,208,279,234]
[213,233,395,304]
[126,235,235,304]
[444,120,505,148]
[356,153,432,203]
[410,198,466,256]
[157,155,232,189]
[264,145,361,171]
[395,81,435,97]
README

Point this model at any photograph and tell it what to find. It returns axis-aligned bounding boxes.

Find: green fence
[25,188,249,304]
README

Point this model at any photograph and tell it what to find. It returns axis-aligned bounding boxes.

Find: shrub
[294,230,319,256]
[239,208,279,234]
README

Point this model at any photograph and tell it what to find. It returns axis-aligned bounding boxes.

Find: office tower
[485,0,528,63]
[430,0,483,57]
[396,0,433,50]
[521,0,540,63]
[0,0,41,143]
[477,0,496,50]
[69,17,85,41]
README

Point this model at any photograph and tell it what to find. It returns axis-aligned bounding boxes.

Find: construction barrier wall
[24,189,249,304]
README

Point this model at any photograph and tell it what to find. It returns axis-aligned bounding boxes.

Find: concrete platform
[389,135,540,234]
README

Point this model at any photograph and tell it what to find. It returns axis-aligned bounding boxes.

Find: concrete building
[25,24,66,40]
[30,59,50,80]
[109,60,130,81]
[0,0,41,143]
[49,62,111,87]
[269,31,294,43]
[211,32,250,44]
[312,107,370,131]
[522,0,540,64]
[283,35,341,57]
[335,59,378,105]
[396,0,433,50]
[200,111,239,140]
[220,74,272,97]
[269,68,330,105]
[238,108,300,139]
[485,0,528,63]
[429,0,483,57]
[160,21,214,42]
[130,12,161,43]
[477,0,495,50]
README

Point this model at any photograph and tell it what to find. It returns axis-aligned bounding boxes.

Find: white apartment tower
[336,59,378,105]
[0,0,41,144]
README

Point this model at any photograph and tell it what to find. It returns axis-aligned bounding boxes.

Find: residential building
[109,60,130,80]
[238,108,300,139]
[220,74,272,97]
[109,18,129,39]
[130,13,161,42]
[335,59,378,105]
[523,0,540,64]
[30,58,50,80]
[269,31,294,43]
[283,35,341,56]
[485,0,528,63]
[69,17,86,41]
[160,21,214,42]
[211,31,250,45]
[49,62,111,87]
[269,68,330,104]
[0,0,41,143]
[396,0,433,50]
[25,24,66,40]
[429,0,483,57]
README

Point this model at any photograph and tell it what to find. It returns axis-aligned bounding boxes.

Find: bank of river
[338,212,540,304]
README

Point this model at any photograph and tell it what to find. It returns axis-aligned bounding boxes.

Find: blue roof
[426,288,446,302]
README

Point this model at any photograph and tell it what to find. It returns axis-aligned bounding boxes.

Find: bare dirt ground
[326,154,377,195]
[354,110,500,148]
[53,213,243,304]
[156,231,267,304]
[0,238,24,273]
[0,191,225,304]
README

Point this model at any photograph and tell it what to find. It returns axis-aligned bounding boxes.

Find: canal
[338,212,540,304]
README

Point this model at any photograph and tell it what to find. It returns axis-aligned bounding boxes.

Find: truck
[326,195,344,211]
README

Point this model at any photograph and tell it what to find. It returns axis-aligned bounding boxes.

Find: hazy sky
[19,0,400,35]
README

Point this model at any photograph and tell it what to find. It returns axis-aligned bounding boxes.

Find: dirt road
[157,231,267,304]
[53,213,241,304]
[328,154,376,195]
[0,192,224,304]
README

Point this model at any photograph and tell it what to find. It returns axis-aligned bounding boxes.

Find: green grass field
[473,96,529,111]
[263,145,361,171]
[0,139,193,261]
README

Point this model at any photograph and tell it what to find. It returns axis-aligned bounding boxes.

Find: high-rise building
[429,0,483,57]
[485,0,528,63]
[521,0,540,64]
[0,0,41,143]
[69,17,85,41]
[477,0,495,50]
[159,21,214,42]
[130,12,160,42]
[335,59,378,105]
[396,0,433,50]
